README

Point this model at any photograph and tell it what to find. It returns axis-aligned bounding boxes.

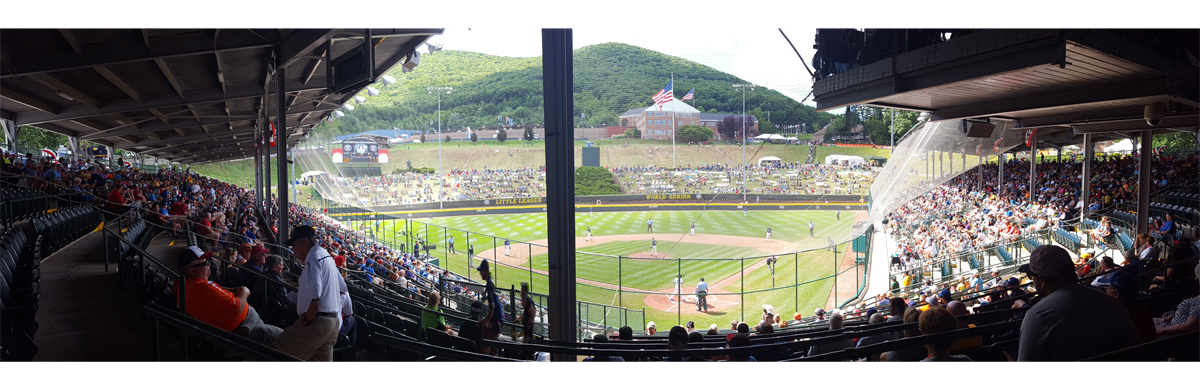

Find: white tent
[758,156,782,165]
[1104,139,1134,153]
[300,171,327,179]
[754,134,787,140]
[824,154,866,165]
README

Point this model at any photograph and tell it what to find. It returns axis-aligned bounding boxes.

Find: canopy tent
[1104,139,1135,153]
[824,154,866,165]
[300,171,327,179]
[754,134,787,140]
[758,156,783,166]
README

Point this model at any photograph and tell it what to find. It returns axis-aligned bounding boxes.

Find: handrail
[142,302,301,361]
[370,333,520,361]
[787,319,1023,361]
[1082,330,1199,361]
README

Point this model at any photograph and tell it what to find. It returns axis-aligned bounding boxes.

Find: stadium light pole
[428,86,453,209]
[733,84,756,202]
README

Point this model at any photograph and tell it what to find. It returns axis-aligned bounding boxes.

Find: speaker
[960,119,995,138]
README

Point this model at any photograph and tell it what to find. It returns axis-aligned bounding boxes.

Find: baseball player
[766,226,772,242]
[668,275,681,302]
[504,238,511,256]
[809,221,815,237]
[650,238,658,256]
[468,244,474,259]
[836,209,841,220]
[689,222,696,236]
[647,218,653,232]
[585,226,592,241]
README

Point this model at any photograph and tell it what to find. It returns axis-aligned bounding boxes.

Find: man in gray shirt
[1017,245,1139,361]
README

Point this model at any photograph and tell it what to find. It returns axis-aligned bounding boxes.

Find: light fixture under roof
[343,104,354,111]
[367,87,379,97]
[56,90,75,101]
[334,111,344,118]
[379,75,396,86]
[354,96,366,104]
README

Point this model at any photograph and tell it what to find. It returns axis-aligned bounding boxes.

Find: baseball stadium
[0,24,1197,369]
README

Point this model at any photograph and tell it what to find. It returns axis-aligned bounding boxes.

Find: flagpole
[671,73,676,170]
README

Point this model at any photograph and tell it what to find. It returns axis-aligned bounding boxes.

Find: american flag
[681,87,694,101]
[651,80,673,110]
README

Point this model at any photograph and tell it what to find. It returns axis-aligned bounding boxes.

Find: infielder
[650,238,658,255]
[689,222,696,236]
[836,209,841,220]
[504,238,511,256]
[585,226,592,241]
[766,226,772,242]
[809,221,815,237]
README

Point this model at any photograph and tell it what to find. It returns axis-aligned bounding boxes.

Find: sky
[429,27,820,105]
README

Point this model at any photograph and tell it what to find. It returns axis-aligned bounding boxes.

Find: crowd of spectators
[611,163,875,196]
[314,166,547,206]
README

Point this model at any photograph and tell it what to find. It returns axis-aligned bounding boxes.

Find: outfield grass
[350,209,856,327]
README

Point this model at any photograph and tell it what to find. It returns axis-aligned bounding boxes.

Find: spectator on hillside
[172,246,282,346]
[918,307,972,361]
[1017,245,1139,361]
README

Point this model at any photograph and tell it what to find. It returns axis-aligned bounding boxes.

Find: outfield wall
[326,194,867,219]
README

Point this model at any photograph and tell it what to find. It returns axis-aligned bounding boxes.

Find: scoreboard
[332,136,388,163]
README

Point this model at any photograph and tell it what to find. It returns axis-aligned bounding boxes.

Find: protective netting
[859,119,1025,236]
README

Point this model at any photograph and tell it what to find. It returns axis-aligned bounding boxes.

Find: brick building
[617,98,758,140]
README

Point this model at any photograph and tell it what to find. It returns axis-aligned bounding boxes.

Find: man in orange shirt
[174,246,282,345]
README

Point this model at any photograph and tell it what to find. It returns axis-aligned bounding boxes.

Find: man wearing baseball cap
[1016,245,1138,361]
[173,246,282,346]
[272,225,341,361]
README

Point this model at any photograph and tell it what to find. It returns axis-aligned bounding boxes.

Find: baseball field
[352,207,866,329]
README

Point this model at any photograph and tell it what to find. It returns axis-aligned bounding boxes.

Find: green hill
[310,43,833,140]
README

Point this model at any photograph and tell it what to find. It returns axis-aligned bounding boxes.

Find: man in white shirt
[272,225,342,361]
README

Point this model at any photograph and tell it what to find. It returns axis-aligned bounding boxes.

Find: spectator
[475,259,503,356]
[646,321,657,336]
[807,311,851,357]
[1017,245,1139,361]
[664,326,704,361]
[236,246,269,289]
[272,226,341,361]
[883,307,926,362]
[1107,271,1157,343]
[853,313,893,361]
[707,324,720,335]
[420,290,453,335]
[617,326,633,341]
[518,282,536,344]
[918,307,972,361]
[1089,256,1120,287]
[725,334,755,362]
[255,254,289,307]
[1152,263,1200,337]
[582,334,624,362]
[172,246,282,346]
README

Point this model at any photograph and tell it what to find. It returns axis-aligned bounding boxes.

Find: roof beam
[26,74,100,108]
[1,87,59,113]
[58,29,83,55]
[930,79,1178,122]
[80,106,328,141]
[14,76,329,125]
[141,29,152,48]
[814,36,1063,112]
[276,29,336,70]
[147,108,170,125]
[214,51,227,95]
[154,58,186,99]
[94,65,142,103]
[1072,114,1200,134]
[301,48,326,86]
[0,29,274,79]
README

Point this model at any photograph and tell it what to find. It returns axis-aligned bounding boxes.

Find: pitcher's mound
[629,252,669,259]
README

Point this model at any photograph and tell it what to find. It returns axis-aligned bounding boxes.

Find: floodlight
[354,96,366,104]
[367,87,380,96]
[380,75,396,85]
[343,104,355,111]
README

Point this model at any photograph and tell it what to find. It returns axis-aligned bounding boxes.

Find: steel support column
[1081,134,1094,222]
[1137,130,1152,234]
[276,63,290,248]
[998,153,1004,197]
[1029,132,1037,201]
[542,28,576,355]
[0,120,16,151]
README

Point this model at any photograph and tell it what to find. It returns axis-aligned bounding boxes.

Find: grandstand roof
[811,29,1198,149]
[0,29,443,165]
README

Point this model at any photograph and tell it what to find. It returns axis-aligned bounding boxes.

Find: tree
[624,128,641,138]
[716,115,747,141]
[677,125,714,143]
[1153,133,1197,149]
[444,135,451,143]
[419,131,426,143]
[574,166,621,195]
[497,128,508,142]
[523,124,534,141]
[16,126,68,151]
[470,132,478,142]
